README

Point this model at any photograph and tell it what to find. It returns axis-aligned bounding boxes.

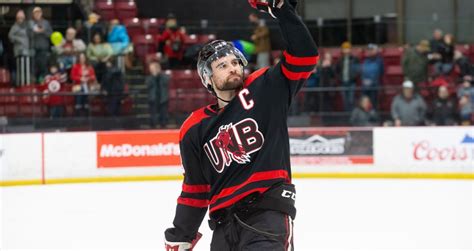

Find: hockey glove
[164,232,202,251]
[248,0,284,18]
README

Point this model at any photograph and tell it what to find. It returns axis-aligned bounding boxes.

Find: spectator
[391,80,427,126]
[8,9,31,86]
[336,41,360,111]
[55,27,86,71]
[29,6,52,83]
[454,50,473,78]
[429,29,444,60]
[146,61,169,128]
[458,95,473,125]
[107,19,130,56]
[350,95,379,126]
[101,58,125,116]
[434,34,455,76]
[249,13,271,69]
[83,12,107,44]
[361,43,384,108]
[42,64,67,118]
[401,40,430,86]
[429,85,457,125]
[71,53,97,116]
[457,76,474,125]
[160,14,186,69]
[87,33,113,83]
[313,52,336,112]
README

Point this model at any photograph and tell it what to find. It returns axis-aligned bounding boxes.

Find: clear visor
[198,44,248,85]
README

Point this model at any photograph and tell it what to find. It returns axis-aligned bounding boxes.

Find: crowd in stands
[304,28,474,126]
[2,3,474,128]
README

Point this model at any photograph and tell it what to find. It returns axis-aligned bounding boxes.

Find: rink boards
[0,127,473,186]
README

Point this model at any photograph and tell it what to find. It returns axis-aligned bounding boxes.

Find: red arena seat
[132,34,157,61]
[115,1,138,20]
[123,17,143,38]
[142,18,165,34]
[198,34,216,44]
[0,68,11,86]
[382,46,404,66]
[94,1,115,21]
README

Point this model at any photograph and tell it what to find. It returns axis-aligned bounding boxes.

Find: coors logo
[204,118,264,173]
[290,135,345,155]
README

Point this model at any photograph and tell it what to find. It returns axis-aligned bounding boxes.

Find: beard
[215,74,244,91]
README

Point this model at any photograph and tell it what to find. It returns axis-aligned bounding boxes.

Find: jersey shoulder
[244,67,270,88]
[179,106,210,142]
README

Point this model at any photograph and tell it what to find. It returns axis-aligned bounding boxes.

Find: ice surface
[1,179,473,250]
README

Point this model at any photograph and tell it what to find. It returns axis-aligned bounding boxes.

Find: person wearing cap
[391,80,427,126]
[28,6,52,83]
[361,43,383,109]
[401,40,430,86]
[83,12,107,44]
[336,41,360,111]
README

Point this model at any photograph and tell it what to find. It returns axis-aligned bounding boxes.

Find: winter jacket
[430,98,457,125]
[361,55,384,87]
[107,25,130,55]
[55,39,86,56]
[86,42,113,62]
[28,19,52,51]
[336,55,360,83]
[391,93,427,126]
[146,73,170,104]
[8,22,30,56]
[401,48,428,84]
[102,66,125,95]
[350,106,379,126]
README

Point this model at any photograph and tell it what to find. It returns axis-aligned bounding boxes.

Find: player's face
[210,54,244,91]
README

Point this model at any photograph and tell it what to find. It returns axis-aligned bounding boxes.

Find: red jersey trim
[244,67,269,88]
[182,184,211,193]
[210,187,269,213]
[209,170,289,205]
[179,107,209,141]
[283,51,319,66]
[281,64,313,81]
[178,197,209,208]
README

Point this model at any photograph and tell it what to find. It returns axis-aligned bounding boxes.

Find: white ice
[1,179,473,250]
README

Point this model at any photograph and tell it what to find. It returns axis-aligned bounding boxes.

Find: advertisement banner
[97,130,181,168]
[289,128,373,165]
[374,127,474,171]
[0,133,42,181]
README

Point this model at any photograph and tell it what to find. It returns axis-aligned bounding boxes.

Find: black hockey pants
[210,209,294,251]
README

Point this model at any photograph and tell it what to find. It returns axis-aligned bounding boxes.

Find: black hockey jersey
[166,3,319,242]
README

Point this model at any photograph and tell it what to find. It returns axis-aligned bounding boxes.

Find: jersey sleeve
[165,127,209,243]
[268,2,319,105]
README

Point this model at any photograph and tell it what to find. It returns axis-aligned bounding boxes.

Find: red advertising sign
[97,130,181,168]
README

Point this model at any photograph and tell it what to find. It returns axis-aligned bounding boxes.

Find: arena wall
[0,127,472,186]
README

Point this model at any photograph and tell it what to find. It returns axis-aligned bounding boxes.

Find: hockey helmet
[197,40,248,93]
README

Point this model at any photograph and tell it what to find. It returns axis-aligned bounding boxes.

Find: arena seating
[132,34,157,63]
[0,68,11,87]
[115,1,138,20]
[142,18,165,34]
[123,17,143,38]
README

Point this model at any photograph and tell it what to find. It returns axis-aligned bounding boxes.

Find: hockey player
[165,0,318,250]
